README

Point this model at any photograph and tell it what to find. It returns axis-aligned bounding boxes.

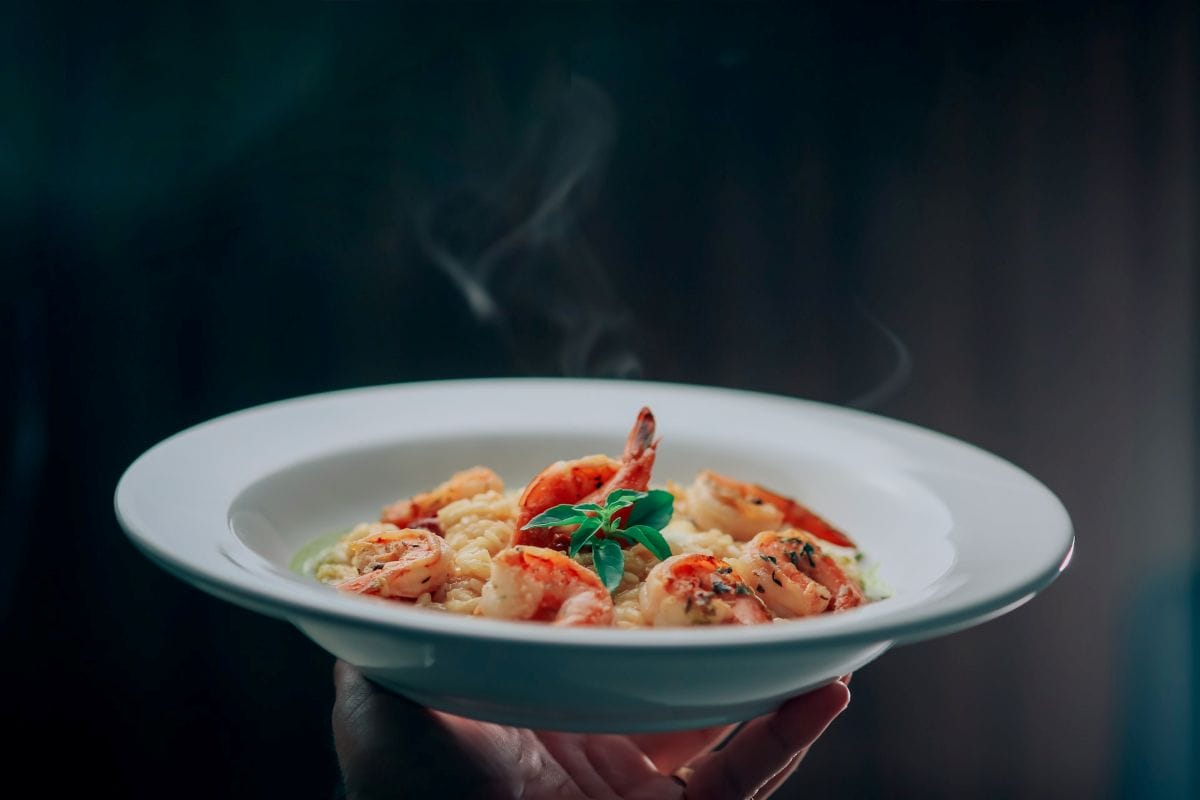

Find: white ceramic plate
[115,379,1073,731]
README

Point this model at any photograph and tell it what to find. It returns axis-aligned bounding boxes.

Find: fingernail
[830,680,851,712]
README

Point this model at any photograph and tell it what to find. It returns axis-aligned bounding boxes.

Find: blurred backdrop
[3,2,1196,798]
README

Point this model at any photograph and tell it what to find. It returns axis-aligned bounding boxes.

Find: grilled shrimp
[335,528,454,599]
[684,470,855,547]
[639,553,771,626]
[478,546,615,626]
[732,531,831,617]
[381,466,504,530]
[737,530,863,613]
[513,407,659,549]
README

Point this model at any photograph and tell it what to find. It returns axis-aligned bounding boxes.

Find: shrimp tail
[737,477,857,549]
[585,408,659,505]
[784,505,855,549]
[515,409,661,550]
[624,407,657,459]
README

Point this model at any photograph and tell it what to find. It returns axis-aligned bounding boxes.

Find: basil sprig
[521,489,675,593]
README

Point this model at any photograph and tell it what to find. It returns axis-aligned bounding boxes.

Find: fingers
[750,750,803,800]
[626,724,738,773]
[537,732,626,799]
[577,734,686,797]
[684,682,850,800]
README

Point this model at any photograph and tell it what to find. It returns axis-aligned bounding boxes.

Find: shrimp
[684,469,856,548]
[732,532,832,617]
[737,530,864,613]
[513,407,659,549]
[639,553,771,626]
[381,466,504,530]
[478,546,614,626]
[335,528,454,599]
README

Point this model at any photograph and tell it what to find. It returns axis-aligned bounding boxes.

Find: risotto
[306,408,882,628]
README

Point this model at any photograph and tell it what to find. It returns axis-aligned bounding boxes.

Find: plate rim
[115,377,1075,649]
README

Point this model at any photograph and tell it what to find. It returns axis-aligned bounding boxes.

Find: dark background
[4,3,1196,798]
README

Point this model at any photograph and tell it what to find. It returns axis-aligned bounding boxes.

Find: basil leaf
[522,504,589,530]
[567,517,603,557]
[620,524,673,561]
[605,529,631,546]
[592,539,625,593]
[574,503,604,513]
[625,489,675,531]
[605,488,647,509]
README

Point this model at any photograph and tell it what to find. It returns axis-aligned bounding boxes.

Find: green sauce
[859,561,892,602]
[289,529,351,577]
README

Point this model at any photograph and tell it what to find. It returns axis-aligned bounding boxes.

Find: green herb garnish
[521,489,675,593]
[799,541,817,567]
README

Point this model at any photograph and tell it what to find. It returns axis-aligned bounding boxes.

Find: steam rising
[419,76,640,378]
[847,301,913,410]
[417,75,911,401]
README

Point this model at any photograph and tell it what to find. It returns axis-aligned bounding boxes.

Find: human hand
[333,661,850,800]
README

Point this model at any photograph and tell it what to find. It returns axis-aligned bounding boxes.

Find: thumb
[332,661,489,800]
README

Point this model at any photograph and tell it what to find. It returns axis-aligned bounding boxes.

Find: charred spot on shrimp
[684,591,721,621]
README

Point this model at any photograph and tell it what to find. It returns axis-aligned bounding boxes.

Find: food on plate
[736,531,864,614]
[331,528,453,600]
[514,406,657,546]
[479,546,615,626]
[685,470,855,547]
[306,407,883,627]
[640,553,772,626]
[380,465,503,532]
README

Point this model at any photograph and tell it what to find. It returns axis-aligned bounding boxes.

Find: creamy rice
[309,484,878,628]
